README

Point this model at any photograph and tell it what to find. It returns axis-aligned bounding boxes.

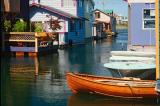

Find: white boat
[111,51,155,57]
[109,56,155,63]
[155,80,160,95]
[103,62,156,70]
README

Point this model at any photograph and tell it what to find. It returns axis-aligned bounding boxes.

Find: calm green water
[1,29,159,106]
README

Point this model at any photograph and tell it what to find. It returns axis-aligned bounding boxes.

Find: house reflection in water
[9,57,39,76]
[5,55,69,105]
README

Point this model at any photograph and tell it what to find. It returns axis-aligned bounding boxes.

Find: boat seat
[122,77,141,80]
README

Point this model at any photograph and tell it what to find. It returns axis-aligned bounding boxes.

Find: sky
[93,0,128,17]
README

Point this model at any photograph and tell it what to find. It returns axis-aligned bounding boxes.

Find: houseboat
[29,0,95,45]
[127,0,155,52]
[93,9,116,39]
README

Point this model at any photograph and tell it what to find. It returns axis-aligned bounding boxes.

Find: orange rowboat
[66,72,159,98]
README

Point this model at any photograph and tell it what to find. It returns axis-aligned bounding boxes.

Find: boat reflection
[68,94,159,106]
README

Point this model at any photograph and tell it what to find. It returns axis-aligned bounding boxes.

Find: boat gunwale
[105,67,156,71]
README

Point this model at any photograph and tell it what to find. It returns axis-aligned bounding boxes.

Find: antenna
[102,0,105,10]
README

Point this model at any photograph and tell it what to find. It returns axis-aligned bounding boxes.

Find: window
[70,20,75,32]
[86,3,89,12]
[95,12,100,18]
[143,9,155,29]
[79,0,83,7]
[63,0,74,7]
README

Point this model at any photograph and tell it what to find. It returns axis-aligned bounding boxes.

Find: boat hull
[66,73,158,98]
[110,51,155,57]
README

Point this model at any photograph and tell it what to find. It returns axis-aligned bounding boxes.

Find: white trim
[128,0,155,3]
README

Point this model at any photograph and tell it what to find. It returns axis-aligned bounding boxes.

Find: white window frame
[86,3,89,13]
[142,8,155,30]
[63,0,74,7]
[79,0,83,7]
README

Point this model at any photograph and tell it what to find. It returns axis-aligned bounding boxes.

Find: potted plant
[4,20,11,32]
[12,19,27,32]
[34,23,47,37]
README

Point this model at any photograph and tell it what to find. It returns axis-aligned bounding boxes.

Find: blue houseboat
[127,0,155,52]
[29,0,94,45]
[30,3,85,46]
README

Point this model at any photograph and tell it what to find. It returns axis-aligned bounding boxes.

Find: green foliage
[34,23,42,32]
[4,20,11,32]
[12,19,27,32]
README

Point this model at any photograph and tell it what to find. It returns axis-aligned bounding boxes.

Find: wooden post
[155,0,159,80]
[35,36,38,53]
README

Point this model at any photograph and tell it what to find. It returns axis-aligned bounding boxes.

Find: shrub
[12,19,27,32]
[34,23,42,32]
[4,20,11,32]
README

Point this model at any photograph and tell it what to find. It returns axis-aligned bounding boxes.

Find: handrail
[4,32,35,35]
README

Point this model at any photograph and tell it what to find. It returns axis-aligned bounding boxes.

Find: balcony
[1,0,20,13]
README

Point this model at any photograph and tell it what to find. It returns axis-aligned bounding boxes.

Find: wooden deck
[2,32,59,57]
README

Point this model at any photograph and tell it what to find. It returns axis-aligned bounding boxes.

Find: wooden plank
[16,52,24,56]
[35,38,38,52]
[5,32,35,35]
[155,0,159,79]
[6,40,35,42]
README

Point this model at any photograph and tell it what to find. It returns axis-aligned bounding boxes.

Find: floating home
[83,0,95,41]
[29,0,95,45]
[93,9,117,39]
[1,0,33,56]
[127,0,155,52]
[30,3,85,46]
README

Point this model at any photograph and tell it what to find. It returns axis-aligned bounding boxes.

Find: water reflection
[2,29,158,106]
[68,94,159,106]
[1,57,36,106]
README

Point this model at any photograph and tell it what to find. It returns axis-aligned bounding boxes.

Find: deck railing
[3,32,38,52]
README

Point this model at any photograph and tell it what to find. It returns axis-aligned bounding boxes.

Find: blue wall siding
[77,0,84,17]
[30,5,85,45]
[130,3,155,45]
[67,20,85,44]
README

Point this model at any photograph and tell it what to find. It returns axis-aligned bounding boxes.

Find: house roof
[30,3,78,19]
[94,9,117,18]
[127,0,155,3]
[102,9,113,14]
[94,9,111,17]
